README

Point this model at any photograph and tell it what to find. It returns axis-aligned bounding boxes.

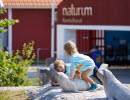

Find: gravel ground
[109,68,130,88]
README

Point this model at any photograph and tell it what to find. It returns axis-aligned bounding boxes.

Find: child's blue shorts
[80,66,95,77]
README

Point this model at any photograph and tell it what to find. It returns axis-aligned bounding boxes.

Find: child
[64,41,98,91]
[51,60,80,86]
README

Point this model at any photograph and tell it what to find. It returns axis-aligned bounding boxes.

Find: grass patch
[0,90,28,100]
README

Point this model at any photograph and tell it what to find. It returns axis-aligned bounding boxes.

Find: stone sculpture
[97,64,130,100]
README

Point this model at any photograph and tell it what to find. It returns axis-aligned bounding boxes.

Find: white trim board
[5,6,57,9]
[57,25,130,31]
[8,8,12,52]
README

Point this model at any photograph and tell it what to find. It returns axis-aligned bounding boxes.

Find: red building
[1,0,130,65]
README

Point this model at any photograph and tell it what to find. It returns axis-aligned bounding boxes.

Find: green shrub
[0,41,37,86]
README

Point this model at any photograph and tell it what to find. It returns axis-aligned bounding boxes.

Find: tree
[0,8,19,33]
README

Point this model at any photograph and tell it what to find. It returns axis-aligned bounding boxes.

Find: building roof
[3,0,62,7]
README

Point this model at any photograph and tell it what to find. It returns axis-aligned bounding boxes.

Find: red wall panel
[13,9,51,58]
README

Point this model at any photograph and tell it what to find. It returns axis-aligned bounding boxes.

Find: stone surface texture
[25,84,107,100]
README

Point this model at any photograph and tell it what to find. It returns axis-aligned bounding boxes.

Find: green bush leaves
[0,8,19,33]
[0,41,37,86]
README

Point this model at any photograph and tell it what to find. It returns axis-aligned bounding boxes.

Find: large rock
[25,84,107,100]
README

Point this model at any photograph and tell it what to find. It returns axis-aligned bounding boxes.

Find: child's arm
[51,82,59,86]
[69,69,75,80]
[75,70,81,79]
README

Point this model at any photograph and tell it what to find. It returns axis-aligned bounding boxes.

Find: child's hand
[51,82,59,86]
[69,77,73,80]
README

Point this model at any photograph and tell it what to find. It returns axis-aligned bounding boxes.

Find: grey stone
[25,84,107,100]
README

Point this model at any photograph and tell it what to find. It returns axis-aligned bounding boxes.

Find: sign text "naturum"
[62,4,93,16]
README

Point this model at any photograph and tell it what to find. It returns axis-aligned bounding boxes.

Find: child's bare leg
[75,70,81,79]
[81,69,98,91]
[81,69,95,84]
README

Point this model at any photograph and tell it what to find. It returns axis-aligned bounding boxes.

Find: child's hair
[64,41,78,56]
[54,60,65,70]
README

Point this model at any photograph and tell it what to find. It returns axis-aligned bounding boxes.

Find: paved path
[110,69,130,84]
[109,68,130,88]
[0,86,37,91]
[27,65,49,78]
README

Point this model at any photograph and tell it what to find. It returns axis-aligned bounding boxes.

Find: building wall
[57,0,130,25]
[12,9,51,58]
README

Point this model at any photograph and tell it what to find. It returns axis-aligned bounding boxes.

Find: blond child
[64,41,98,91]
[52,60,80,86]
